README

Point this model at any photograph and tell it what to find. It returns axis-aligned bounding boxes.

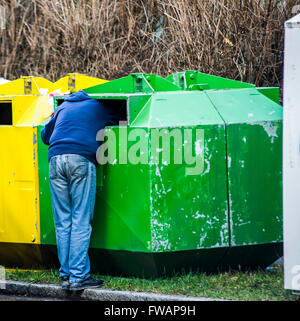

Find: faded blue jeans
[49,154,96,283]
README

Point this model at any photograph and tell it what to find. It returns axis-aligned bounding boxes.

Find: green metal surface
[225,122,282,246]
[205,89,283,247]
[91,89,230,254]
[257,87,280,104]
[91,124,229,253]
[37,125,56,245]
[166,71,255,91]
[91,126,151,252]
[131,91,226,127]
[148,124,229,252]
[85,73,180,95]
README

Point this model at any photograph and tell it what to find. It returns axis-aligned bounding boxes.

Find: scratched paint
[261,121,279,143]
[32,132,37,145]
[149,125,229,252]
[226,122,283,246]
[248,121,280,144]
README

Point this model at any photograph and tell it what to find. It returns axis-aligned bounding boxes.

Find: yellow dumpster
[0,73,109,268]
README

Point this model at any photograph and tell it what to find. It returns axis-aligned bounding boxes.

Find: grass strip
[4,266,297,301]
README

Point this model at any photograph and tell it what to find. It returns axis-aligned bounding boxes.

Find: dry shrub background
[0,0,299,88]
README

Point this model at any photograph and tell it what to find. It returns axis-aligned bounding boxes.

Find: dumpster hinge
[68,74,76,92]
[23,77,32,95]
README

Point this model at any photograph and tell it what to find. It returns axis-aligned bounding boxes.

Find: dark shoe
[69,277,104,291]
[61,276,70,290]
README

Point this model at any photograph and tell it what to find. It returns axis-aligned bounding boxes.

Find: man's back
[41,90,117,166]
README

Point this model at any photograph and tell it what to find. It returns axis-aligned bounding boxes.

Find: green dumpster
[36,72,283,277]
[167,71,283,269]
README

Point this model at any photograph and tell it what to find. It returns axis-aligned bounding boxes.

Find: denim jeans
[49,154,96,283]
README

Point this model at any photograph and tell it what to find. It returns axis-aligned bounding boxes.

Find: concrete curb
[0,280,226,301]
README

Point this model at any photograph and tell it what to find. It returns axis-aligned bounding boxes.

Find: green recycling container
[36,72,283,277]
[167,71,283,269]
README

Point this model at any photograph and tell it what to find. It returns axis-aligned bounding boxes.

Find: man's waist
[48,148,97,167]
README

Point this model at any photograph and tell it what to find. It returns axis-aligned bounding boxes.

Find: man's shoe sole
[69,282,104,291]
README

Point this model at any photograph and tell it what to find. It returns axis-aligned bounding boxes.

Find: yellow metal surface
[0,77,53,96]
[11,96,37,125]
[0,125,40,244]
[0,96,41,244]
[51,73,108,93]
[0,95,53,127]
[14,96,53,126]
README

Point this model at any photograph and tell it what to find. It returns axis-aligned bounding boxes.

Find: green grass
[4,266,297,301]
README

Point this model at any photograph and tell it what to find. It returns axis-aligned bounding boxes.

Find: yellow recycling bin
[0,73,108,268]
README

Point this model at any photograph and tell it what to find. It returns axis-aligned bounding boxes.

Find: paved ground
[0,294,76,301]
[0,280,226,301]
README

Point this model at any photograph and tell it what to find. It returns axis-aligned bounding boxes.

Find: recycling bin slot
[97,99,127,123]
[0,102,12,125]
[95,99,127,189]
[56,99,64,107]
[55,98,127,123]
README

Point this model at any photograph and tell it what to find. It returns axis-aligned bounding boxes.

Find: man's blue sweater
[41,90,118,166]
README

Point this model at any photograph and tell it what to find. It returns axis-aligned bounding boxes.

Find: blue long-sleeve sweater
[41,90,119,166]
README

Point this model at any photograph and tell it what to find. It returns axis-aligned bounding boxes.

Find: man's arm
[41,112,56,145]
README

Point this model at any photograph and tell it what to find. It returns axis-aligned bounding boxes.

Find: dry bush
[0,0,299,89]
